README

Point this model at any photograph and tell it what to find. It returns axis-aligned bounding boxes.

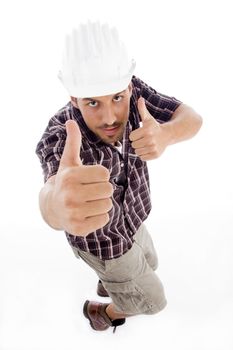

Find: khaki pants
[71,223,167,315]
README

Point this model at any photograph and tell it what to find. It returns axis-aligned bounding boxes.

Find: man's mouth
[102,126,120,136]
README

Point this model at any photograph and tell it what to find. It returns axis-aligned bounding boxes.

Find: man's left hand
[129,97,170,161]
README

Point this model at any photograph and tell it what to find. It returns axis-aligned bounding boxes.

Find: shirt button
[121,163,124,167]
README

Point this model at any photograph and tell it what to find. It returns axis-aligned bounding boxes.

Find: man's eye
[88,101,98,107]
[114,95,123,102]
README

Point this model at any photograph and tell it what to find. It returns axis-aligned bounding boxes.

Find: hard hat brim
[59,60,136,98]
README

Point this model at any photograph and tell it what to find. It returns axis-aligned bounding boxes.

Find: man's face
[71,84,132,145]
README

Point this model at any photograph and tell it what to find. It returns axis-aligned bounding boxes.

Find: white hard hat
[58,21,136,98]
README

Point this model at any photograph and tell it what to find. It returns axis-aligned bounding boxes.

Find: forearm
[161,103,203,146]
[39,177,62,231]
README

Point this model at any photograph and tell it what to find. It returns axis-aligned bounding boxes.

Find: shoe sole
[97,291,109,297]
[83,300,91,322]
[83,300,100,331]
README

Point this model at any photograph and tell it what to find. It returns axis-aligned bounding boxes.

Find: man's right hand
[51,120,113,236]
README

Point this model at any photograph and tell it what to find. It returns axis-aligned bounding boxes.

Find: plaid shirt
[36,76,182,260]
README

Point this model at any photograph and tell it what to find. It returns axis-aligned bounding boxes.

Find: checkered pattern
[36,76,181,260]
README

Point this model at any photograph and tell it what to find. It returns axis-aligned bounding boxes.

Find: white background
[0,0,232,349]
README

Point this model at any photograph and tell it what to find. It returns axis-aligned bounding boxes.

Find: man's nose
[102,108,117,126]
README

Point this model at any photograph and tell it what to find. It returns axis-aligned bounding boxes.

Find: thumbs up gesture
[53,120,113,236]
[129,97,170,161]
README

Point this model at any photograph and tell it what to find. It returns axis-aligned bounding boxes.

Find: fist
[129,97,169,160]
[53,120,113,236]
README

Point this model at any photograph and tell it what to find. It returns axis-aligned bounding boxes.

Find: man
[36,21,202,332]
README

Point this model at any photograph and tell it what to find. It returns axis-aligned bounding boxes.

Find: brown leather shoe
[97,280,109,297]
[83,300,125,332]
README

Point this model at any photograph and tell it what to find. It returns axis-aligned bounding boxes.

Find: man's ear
[128,82,133,97]
[70,96,79,108]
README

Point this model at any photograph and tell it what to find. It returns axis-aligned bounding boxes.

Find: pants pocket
[101,280,148,315]
[72,247,106,274]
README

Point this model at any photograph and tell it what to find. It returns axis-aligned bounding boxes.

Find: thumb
[60,120,82,168]
[138,97,151,124]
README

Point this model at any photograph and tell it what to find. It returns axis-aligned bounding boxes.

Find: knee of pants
[148,254,158,271]
[143,298,167,315]
[136,272,167,315]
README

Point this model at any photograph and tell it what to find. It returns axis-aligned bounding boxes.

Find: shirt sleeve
[35,105,70,183]
[131,76,182,123]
